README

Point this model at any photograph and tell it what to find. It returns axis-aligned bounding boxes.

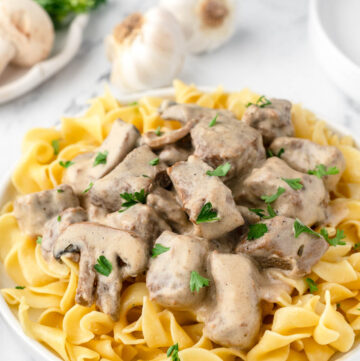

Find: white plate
[0,14,89,105]
[309,0,360,104]
[0,87,359,360]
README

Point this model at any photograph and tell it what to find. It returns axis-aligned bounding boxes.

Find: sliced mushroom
[53,222,149,319]
[41,207,87,262]
[14,185,79,236]
[0,0,54,77]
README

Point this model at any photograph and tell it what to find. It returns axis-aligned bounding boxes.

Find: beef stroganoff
[1,81,360,361]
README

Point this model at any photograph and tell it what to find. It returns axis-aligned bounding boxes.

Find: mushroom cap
[0,0,54,67]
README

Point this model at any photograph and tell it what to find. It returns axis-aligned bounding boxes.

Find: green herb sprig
[190,271,210,293]
[308,164,339,178]
[94,255,112,277]
[196,202,219,224]
[247,223,268,240]
[206,163,231,177]
[151,244,170,258]
[320,228,346,246]
[246,95,272,108]
[119,189,147,212]
[261,187,285,204]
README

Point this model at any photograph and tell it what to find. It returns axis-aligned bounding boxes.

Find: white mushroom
[0,0,54,77]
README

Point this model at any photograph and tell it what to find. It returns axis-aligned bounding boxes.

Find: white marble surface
[0,0,359,360]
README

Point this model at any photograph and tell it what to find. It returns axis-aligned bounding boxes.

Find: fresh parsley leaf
[264,204,277,219]
[354,243,360,251]
[51,139,60,155]
[247,223,268,240]
[190,271,210,293]
[246,95,272,108]
[59,160,74,168]
[150,157,159,166]
[94,255,112,277]
[119,189,147,212]
[57,216,62,222]
[142,174,150,178]
[83,182,94,194]
[36,236,42,245]
[15,286,25,290]
[261,187,285,204]
[308,164,339,178]
[154,126,162,136]
[282,177,303,190]
[196,202,219,224]
[93,151,108,167]
[293,219,320,238]
[35,0,106,28]
[320,228,346,246]
[209,113,218,127]
[266,148,285,158]
[57,189,64,193]
[167,343,180,361]
[151,244,170,258]
[128,101,138,106]
[206,162,231,177]
[306,278,318,293]
[249,208,265,218]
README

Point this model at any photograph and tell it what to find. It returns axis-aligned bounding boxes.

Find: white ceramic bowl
[309,0,360,104]
[0,15,89,104]
[0,87,359,361]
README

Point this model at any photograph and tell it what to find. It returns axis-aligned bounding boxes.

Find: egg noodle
[1,80,360,361]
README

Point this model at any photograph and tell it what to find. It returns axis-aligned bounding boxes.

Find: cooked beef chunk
[168,156,244,239]
[53,222,148,320]
[240,157,328,226]
[236,216,329,277]
[14,184,79,236]
[242,98,293,145]
[105,204,171,243]
[90,145,168,212]
[204,252,262,349]
[147,231,209,309]
[270,137,345,191]
[41,207,87,261]
[64,119,140,195]
[158,143,192,166]
[147,187,192,234]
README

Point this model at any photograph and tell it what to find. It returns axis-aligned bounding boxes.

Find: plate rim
[0,86,359,361]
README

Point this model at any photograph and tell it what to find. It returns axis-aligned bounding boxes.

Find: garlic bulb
[105,7,186,92]
[160,0,236,54]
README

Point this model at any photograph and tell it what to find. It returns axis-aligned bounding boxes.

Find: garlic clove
[106,7,186,92]
[160,0,236,54]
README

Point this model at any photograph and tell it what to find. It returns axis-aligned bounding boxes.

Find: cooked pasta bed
[1,81,360,361]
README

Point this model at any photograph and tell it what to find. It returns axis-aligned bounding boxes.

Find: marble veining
[0,0,359,360]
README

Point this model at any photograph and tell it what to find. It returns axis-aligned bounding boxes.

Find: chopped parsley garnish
[196,202,219,224]
[57,189,64,193]
[142,174,150,178]
[15,286,25,290]
[267,148,284,158]
[151,244,170,258]
[246,95,272,108]
[261,187,285,204]
[308,164,339,178]
[209,113,218,127]
[94,255,112,277]
[93,151,108,167]
[59,160,74,168]
[264,204,277,219]
[154,126,162,136]
[320,228,346,246]
[51,139,60,155]
[57,216,61,222]
[206,162,231,177]
[149,157,159,166]
[281,178,303,190]
[293,219,320,238]
[119,189,147,212]
[306,278,318,293]
[249,208,265,218]
[247,223,268,240]
[167,343,180,361]
[354,243,360,251]
[36,236,42,245]
[190,271,210,293]
[128,101,138,106]
[83,182,94,194]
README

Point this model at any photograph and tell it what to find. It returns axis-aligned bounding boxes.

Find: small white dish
[309,0,360,104]
[0,14,89,105]
[0,87,359,360]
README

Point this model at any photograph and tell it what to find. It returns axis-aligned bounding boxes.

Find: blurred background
[0,0,359,359]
